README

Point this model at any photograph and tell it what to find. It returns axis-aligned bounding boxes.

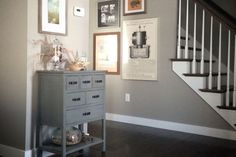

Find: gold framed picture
[93,32,120,75]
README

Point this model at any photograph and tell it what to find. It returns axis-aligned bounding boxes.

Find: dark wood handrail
[193,0,236,32]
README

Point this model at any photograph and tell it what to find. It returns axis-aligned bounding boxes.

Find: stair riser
[222,91,235,107]
[189,62,210,73]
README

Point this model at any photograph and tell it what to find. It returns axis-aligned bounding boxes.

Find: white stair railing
[192,3,197,73]
[217,23,222,90]
[208,16,213,90]
[200,10,205,74]
[226,30,231,107]
[176,0,236,109]
[233,35,236,107]
[184,0,189,59]
[177,0,182,59]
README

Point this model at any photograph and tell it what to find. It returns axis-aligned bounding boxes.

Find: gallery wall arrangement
[94,0,157,81]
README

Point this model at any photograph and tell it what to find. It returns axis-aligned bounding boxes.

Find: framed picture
[93,32,120,75]
[123,0,146,15]
[97,0,120,28]
[122,18,158,80]
[38,0,67,35]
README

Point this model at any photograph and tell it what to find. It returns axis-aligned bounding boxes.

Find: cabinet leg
[36,149,43,157]
[102,119,106,152]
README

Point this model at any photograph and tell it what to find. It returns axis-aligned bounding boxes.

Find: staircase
[171,0,236,129]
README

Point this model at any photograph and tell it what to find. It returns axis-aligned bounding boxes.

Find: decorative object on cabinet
[93,32,120,75]
[32,36,89,71]
[122,18,158,80]
[123,0,146,15]
[97,0,120,28]
[64,50,90,71]
[33,36,66,70]
[37,71,106,157]
[38,0,67,35]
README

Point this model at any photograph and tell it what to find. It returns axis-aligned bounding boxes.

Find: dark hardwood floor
[50,120,236,157]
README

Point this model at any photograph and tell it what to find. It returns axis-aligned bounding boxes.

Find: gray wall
[90,0,232,130]
[0,0,27,150]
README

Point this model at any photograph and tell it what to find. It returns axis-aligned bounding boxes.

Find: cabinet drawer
[93,75,105,88]
[87,90,104,104]
[65,76,79,91]
[80,76,92,89]
[65,105,104,124]
[65,92,86,107]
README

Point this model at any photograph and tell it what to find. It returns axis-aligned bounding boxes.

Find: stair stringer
[172,61,236,130]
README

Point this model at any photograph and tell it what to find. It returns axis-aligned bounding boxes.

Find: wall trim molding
[0,144,33,157]
[106,113,236,141]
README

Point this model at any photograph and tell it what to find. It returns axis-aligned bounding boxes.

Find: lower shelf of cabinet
[39,136,104,155]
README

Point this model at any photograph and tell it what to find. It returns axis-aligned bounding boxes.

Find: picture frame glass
[39,0,67,35]
[124,0,145,15]
[94,32,120,75]
[98,0,120,27]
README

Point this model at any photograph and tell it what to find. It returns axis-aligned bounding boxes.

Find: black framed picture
[98,0,120,28]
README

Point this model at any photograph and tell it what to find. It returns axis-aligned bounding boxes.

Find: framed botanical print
[123,0,146,15]
[38,0,67,35]
[93,32,120,75]
[97,0,120,27]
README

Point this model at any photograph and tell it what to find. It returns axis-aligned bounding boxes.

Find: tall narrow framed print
[93,32,120,75]
[38,0,67,35]
[122,18,158,80]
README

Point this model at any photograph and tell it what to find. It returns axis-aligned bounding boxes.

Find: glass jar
[51,127,82,145]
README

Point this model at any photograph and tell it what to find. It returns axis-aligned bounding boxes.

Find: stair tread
[183,72,227,77]
[170,58,215,63]
[217,105,236,110]
[178,36,190,40]
[199,85,234,93]
[180,45,201,51]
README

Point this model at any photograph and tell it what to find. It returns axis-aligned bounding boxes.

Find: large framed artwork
[97,0,120,28]
[123,0,146,15]
[122,18,158,80]
[93,32,120,75]
[38,0,67,35]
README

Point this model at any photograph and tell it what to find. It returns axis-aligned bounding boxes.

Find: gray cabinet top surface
[37,70,106,75]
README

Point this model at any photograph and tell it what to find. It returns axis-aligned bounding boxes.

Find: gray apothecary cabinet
[37,70,106,157]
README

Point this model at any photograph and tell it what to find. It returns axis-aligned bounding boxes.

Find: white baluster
[192,3,197,74]
[217,23,222,90]
[184,0,189,59]
[177,0,182,59]
[233,35,236,107]
[208,16,213,89]
[200,10,205,74]
[226,30,231,107]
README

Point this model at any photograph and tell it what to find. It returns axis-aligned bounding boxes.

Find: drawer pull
[82,112,91,116]
[72,98,81,101]
[95,80,103,83]
[82,80,91,84]
[69,81,78,85]
[92,95,100,99]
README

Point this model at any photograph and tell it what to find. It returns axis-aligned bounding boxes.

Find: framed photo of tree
[38,0,67,35]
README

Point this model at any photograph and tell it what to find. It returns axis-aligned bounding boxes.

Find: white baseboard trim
[106,113,236,141]
[0,144,32,157]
